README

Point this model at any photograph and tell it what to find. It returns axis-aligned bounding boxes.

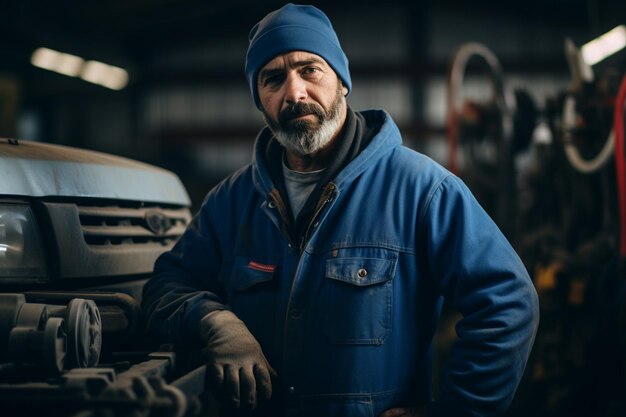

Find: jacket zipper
[299,183,337,254]
[268,183,337,254]
[282,182,336,391]
[268,189,297,248]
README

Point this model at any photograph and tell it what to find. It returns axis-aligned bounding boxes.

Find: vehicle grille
[78,205,190,246]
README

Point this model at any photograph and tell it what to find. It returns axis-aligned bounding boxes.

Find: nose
[284,73,307,105]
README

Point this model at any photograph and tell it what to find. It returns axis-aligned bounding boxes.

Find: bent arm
[142,200,229,347]
[423,176,539,417]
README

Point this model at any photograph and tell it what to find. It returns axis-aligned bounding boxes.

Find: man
[142,3,539,417]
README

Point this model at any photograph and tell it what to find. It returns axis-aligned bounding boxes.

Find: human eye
[260,72,285,88]
[302,66,321,76]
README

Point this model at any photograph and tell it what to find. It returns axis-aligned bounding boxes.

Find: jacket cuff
[182,298,227,346]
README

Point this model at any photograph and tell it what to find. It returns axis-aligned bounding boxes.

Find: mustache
[279,102,325,125]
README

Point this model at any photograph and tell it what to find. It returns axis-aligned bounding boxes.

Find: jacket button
[357,268,368,278]
[288,386,296,394]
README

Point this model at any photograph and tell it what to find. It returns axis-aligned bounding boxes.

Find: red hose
[614,73,626,258]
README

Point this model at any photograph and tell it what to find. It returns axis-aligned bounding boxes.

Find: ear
[342,85,348,96]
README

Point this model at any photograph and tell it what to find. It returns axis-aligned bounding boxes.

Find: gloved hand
[199,310,276,410]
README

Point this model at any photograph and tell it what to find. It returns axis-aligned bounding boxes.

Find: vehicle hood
[0,138,190,206]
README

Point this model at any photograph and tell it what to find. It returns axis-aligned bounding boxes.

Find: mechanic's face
[257,51,348,156]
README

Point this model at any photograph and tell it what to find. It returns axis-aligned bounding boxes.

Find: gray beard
[263,88,344,156]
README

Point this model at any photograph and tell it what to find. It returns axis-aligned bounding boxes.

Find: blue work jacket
[142,110,539,417]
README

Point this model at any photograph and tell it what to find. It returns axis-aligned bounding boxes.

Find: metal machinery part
[446,42,515,174]
[562,39,616,174]
[0,349,208,417]
[562,96,616,174]
[65,298,102,368]
[446,42,524,238]
[0,294,102,374]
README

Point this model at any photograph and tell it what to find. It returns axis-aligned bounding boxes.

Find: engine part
[65,298,101,368]
[0,295,102,375]
[6,301,66,374]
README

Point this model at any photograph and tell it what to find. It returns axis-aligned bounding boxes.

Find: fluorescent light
[81,60,129,90]
[31,47,84,76]
[581,25,626,65]
[103,66,129,90]
[81,61,109,84]
[56,54,84,77]
[31,48,60,70]
[31,47,128,90]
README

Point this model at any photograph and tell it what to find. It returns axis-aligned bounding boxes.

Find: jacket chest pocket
[227,257,278,345]
[323,252,397,345]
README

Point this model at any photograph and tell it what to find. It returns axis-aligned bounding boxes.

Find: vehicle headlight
[0,204,48,281]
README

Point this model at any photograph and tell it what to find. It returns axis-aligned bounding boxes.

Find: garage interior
[1,0,626,416]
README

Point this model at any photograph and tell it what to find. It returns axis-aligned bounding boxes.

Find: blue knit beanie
[245,3,351,109]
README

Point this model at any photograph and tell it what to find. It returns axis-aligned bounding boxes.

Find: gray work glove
[199,310,276,410]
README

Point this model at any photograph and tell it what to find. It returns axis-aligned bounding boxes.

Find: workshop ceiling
[0,0,620,99]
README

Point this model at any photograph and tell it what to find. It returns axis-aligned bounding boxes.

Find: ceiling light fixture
[31,47,84,77]
[581,25,626,66]
[30,47,129,90]
[81,60,129,91]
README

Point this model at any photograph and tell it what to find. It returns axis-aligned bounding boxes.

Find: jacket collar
[251,109,402,196]
[333,110,402,188]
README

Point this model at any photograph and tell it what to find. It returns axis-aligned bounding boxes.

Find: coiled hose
[446,42,514,174]
[562,95,615,174]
